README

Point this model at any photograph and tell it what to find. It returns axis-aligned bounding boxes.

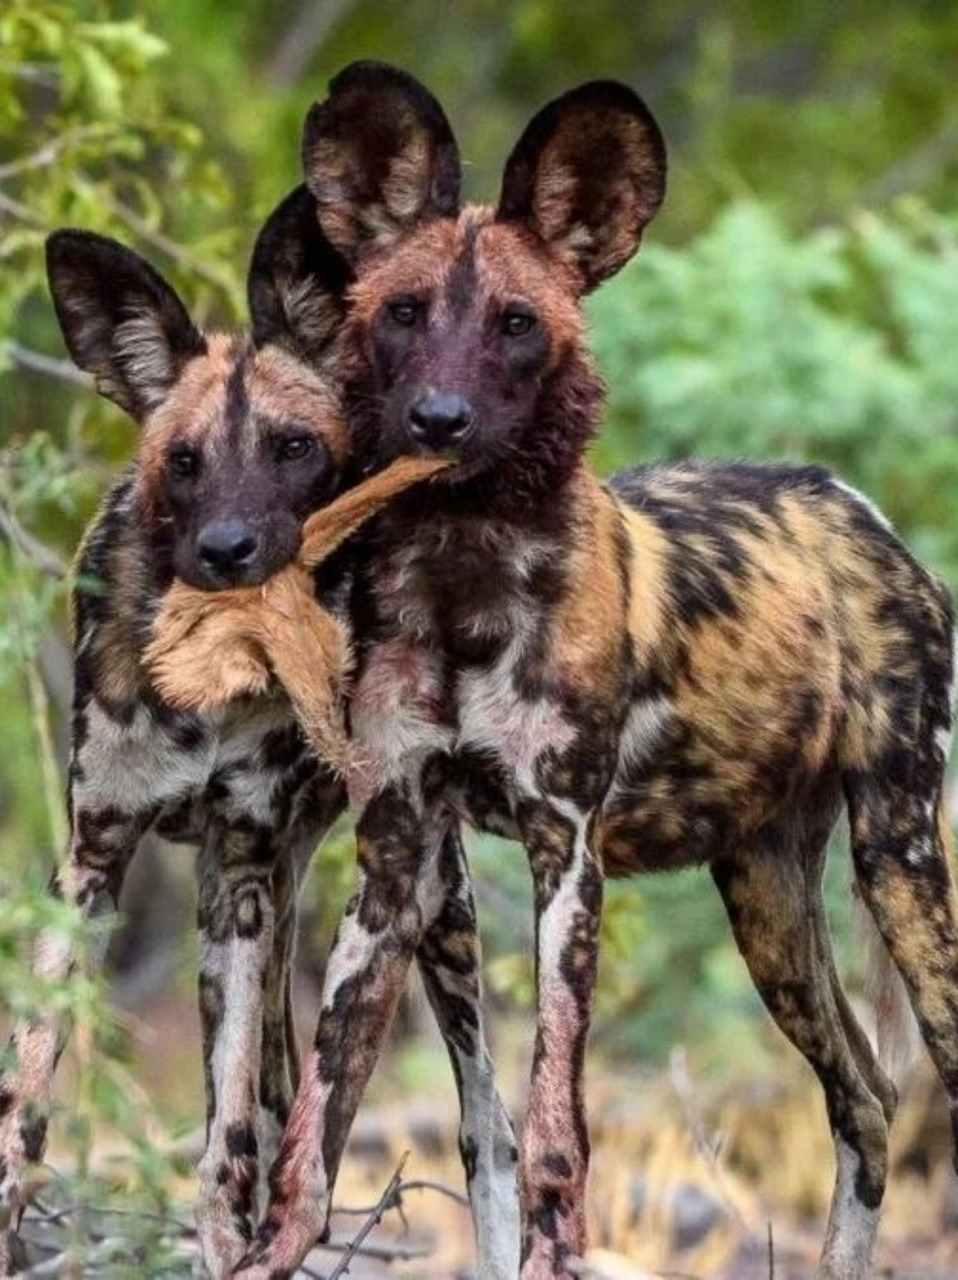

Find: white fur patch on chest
[456,639,575,795]
[74,694,301,823]
[75,700,216,812]
[207,696,304,825]
[348,639,454,811]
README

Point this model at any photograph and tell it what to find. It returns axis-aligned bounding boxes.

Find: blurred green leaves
[590,198,958,579]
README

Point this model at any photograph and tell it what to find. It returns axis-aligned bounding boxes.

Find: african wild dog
[226,63,958,1280]
[0,190,518,1278]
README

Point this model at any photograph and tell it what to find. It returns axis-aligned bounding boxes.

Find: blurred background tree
[3,1,958,1271]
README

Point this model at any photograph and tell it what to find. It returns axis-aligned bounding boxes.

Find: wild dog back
[593,461,953,872]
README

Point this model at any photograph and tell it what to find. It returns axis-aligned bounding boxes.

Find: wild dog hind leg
[416,829,520,1278]
[713,831,890,1280]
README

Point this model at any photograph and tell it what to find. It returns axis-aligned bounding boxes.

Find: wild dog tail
[852,885,921,1090]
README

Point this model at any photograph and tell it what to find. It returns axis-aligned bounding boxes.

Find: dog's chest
[73,692,312,840]
[353,526,578,818]
[372,521,560,658]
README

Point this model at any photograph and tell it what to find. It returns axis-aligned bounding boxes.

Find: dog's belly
[596,691,843,876]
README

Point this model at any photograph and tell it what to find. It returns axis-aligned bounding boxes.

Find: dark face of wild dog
[302,62,666,500]
[46,188,350,589]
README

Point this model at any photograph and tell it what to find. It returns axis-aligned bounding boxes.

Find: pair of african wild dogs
[0,174,517,1276]
[3,58,958,1280]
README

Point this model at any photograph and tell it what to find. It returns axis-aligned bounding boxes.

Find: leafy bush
[590,199,958,580]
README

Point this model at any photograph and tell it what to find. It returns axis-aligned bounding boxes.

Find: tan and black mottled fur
[231,64,958,1280]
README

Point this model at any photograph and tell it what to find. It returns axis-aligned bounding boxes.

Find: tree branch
[327,1153,409,1280]
[0,125,112,181]
[0,187,47,227]
[864,116,958,204]
[87,184,237,299]
[4,341,91,389]
[263,0,359,86]
[0,493,68,578]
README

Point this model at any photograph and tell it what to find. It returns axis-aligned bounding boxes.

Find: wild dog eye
[387,296,421,327]
[276,436,313,462]
[502,309,537,337]
[167,447,199,479]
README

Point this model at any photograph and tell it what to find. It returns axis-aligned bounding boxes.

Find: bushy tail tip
[852,890,920,1088]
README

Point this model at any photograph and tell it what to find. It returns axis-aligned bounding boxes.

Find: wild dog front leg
[196,826,315,1278]
[416,828,520,1279]
[232,785,440,1278]
[196,759,345,1277]
[0,806,151,1274]
[517,798,602,1280]
[195,842,273,1277]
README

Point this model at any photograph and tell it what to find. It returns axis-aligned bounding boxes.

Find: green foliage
[590,199,958,581]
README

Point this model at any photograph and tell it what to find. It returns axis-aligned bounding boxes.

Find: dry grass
[20,982,958,1277]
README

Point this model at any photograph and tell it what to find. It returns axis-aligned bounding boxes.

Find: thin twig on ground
[22,1154,459,1275]
[334,1176,469,1215]
[321,1237,430,1262]
[327,1153,409,1280]
[29,1199,196,1238]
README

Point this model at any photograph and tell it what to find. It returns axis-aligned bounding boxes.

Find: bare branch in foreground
[334,1176,469,1215]
[90,185,237,299]
[0,492,68,578]
[0,188,47,227]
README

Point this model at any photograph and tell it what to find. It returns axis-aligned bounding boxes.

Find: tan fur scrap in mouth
[144,455,450,768]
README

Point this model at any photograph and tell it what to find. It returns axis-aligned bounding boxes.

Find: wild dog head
[302,61,666,509]
[46,186,350,589]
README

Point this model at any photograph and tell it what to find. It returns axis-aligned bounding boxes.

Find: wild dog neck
[358,463,606,661]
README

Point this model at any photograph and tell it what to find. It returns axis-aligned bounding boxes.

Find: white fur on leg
[455,1045,520,1279]
[820,1135,881,1280]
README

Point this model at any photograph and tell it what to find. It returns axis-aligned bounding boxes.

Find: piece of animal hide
[144,456,449,769]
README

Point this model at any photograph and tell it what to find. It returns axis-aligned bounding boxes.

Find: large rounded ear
[496,81,667,294]
[45,230,206,419]
[301,60,461,263]
[248,184,352,364]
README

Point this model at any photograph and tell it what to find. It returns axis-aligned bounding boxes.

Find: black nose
[197,520,259,577]
[407,392,474,450]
